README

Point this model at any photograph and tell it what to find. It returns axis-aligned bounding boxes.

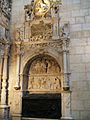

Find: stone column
[0,44,10,120]
[14,43,21,90]
[1,44,9,105]
[61,38,73,120]
[62,38,70,91]
[0,53,4,97]
[61,92,72,120]
[12,74,23,120]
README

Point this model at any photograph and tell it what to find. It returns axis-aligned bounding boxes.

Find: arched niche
[22,54,62,95]
[22,54,62,119]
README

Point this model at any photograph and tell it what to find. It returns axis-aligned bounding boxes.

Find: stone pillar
[61,38,73,119]
[1,44,9,105]
[12,74,23,120]
[0,53,4,97]
[61,92,72,120]
[14,43,21,90]
[62,38,70,91]
[0,44,10,120]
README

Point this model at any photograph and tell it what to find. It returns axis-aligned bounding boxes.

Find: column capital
[4,44,10,57]
[16,42,22,56]
[0,50,4,58]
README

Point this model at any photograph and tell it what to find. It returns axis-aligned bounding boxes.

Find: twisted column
[1,44,9,105]
[0,44,10,120]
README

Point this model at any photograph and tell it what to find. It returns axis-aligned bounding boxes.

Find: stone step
[22,118,59,120]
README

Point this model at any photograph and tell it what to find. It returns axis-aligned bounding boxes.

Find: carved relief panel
[30,21,52,42]
[28,56,61,93]
[14,0,62,42]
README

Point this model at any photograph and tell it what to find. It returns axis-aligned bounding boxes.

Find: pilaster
[61,38,73,119]
[61,92,73,120]
[62,38,70,91]
[51,6,60,39]
[14,42,21,90]
[0,53,4,98]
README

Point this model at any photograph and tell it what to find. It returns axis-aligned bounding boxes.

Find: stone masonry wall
[10,0,90,120]
[59,0,90,119]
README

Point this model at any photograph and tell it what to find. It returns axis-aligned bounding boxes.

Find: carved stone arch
[22,54,62,94]
[21,48,63,75]
[21,53,62,119]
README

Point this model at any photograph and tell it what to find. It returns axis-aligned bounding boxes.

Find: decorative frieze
[19,40,63,57]
[28,75,61,93]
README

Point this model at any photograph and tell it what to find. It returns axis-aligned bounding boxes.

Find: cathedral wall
[11,0,32,39]
[59,0,90,119]
[9,0,90,120]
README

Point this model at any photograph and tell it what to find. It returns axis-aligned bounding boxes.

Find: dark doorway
[22,94,61,119]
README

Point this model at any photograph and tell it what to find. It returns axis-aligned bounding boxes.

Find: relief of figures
[30,57,61,74]
[28,57,61,92]
[28,76,61,91]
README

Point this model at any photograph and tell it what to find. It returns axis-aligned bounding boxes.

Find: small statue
[60,23,70,38]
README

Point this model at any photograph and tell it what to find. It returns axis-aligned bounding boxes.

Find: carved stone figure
[30,56,60,75]
[53,77,60,89]
[28,77,34,89]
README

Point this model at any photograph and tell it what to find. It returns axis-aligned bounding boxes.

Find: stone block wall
[59,0,90,119]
